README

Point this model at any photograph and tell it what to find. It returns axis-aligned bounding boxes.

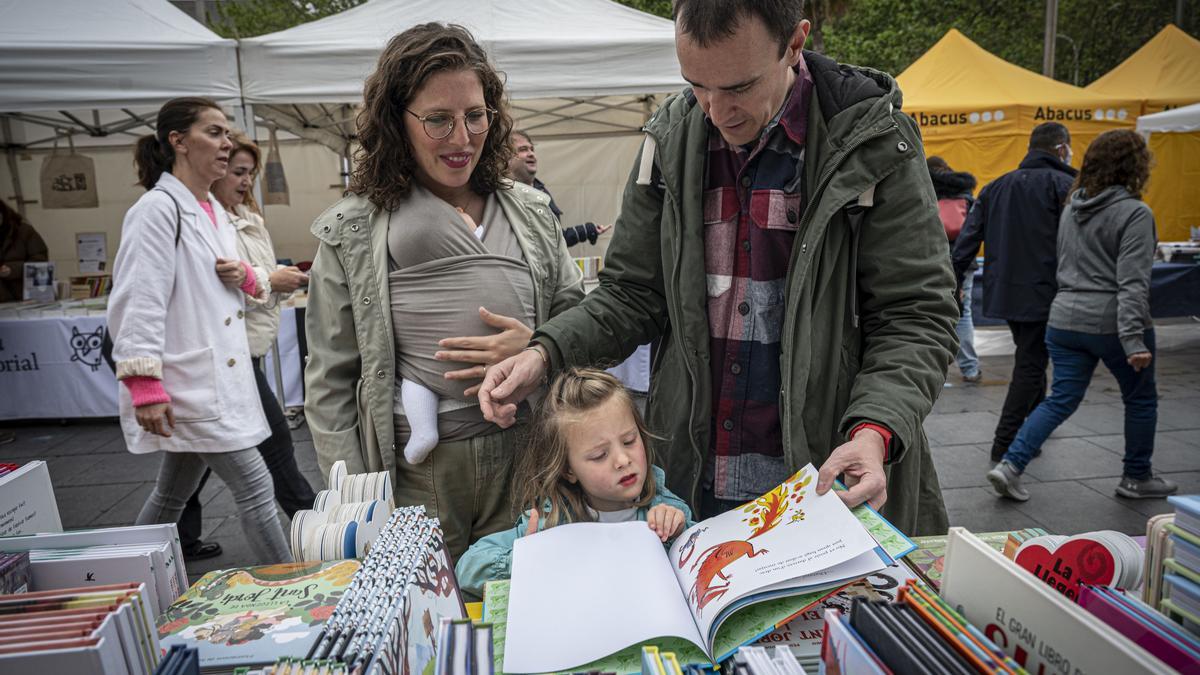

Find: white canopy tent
[0,0,240,132]
[0,0,242,214]
[238,0,686,143]
[1136,101,1200,133]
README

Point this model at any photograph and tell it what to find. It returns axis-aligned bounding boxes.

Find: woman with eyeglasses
[304,23,583,558]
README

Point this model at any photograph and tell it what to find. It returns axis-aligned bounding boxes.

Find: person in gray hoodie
[987,130,1177,501]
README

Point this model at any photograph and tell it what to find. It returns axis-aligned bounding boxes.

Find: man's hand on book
[646,505,686,542]
[816,430,888,511]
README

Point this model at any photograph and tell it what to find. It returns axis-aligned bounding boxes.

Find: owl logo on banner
[70,325,105,371]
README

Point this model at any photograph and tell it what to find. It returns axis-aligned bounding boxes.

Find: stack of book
[903,528,1047,591]
[820,583,1023,675]
[940,527,1179,673]
[1162,495,1200,634]
[748,562,916,672]
[156,559,360,673]
[433,616,493,675]
[0,463,19,478]
[1144,512,1176,610]
[153,645,198,675]
[0,523,185,617]
[302,506,465,675]
[1076,584,1199,670]
[0,552,30,594]
[68,274,113,299]
[289,460,395,561]
[0,460,63,537]
[491,465,916,674]
[727,644,806,675]
[0,581,161,673]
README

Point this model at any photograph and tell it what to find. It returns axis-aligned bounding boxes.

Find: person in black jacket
[952,122,1077,462]
[508,130,611,246]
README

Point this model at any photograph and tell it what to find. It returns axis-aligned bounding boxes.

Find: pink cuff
[239,261,257,296]
[124,376,171,407]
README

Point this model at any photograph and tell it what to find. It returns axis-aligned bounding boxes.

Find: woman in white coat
[108,97,291,564]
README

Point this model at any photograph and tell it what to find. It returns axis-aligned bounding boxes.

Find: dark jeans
[1004,328,1157,479]
[178,357,316,546]
[992,320,1049,457]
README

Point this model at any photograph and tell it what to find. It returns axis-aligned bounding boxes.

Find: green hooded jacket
[304,181,585,478]
[534,52,958,536]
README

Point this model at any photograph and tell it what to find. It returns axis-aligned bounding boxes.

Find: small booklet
[502,464,907,673]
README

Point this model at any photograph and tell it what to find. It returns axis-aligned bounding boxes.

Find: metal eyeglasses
[405,107,496,140]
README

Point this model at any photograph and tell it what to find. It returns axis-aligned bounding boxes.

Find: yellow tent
[1087,24,1200,115]
[1137,103,1200,242]
[896,29,1140,192]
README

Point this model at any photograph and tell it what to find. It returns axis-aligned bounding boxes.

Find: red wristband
[851,422,892,462]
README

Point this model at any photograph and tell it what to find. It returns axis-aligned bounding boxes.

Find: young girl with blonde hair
[455,368,693,598]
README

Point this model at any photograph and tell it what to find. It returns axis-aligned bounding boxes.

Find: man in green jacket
[480,0,958,535]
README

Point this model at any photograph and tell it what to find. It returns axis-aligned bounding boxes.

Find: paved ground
[3,326,1198,583]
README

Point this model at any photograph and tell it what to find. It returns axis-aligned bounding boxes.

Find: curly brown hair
[1072,129,1153,200]
[350,23,514,211]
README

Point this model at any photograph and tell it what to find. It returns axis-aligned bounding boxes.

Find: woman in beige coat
[303,23,583,558]
[212,133,317,517]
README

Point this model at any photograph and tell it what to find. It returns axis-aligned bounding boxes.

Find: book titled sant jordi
[156,560,359,672]
[502,464,911,673]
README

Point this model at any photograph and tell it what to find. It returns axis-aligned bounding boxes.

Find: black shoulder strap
[152,187,183,247]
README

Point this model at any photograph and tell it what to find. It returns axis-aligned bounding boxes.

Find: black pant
[178,357,316,546]
[992,320,1049,458]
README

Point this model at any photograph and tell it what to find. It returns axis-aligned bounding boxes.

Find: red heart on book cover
[1014,538,1117,600]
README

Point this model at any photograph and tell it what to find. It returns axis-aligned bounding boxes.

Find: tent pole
[1,117,28,216]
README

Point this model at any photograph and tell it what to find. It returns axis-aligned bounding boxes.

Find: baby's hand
[647,505,685,543]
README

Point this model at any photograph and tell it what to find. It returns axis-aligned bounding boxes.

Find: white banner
[0,315,118,419]
[0,309,304,420]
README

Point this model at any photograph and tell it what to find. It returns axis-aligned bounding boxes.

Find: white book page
[503,521,706,673]
[667,465,881,642]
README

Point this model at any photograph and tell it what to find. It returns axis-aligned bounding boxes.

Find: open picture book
[502,464,913,673]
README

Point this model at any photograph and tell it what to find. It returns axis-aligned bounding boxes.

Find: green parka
[304,181,585,477]
[534,52,958,536]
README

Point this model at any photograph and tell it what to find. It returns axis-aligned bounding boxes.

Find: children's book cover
[156,560,359,669]
[905,529,1045,590]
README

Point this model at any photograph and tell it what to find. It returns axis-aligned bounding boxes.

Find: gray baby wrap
[387,183,536,436]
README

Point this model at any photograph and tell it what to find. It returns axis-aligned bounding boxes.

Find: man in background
[508,130,611,247]
[952,122,1077,462]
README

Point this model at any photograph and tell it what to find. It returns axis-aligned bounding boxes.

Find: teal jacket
[454,465,694,598]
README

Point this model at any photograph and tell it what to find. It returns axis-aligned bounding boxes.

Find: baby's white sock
[401,378,440,464]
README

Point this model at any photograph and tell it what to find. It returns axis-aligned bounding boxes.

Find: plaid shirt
[704,67,814,501]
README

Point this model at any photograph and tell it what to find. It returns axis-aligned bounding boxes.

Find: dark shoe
[183,540,223,561]
[962,372,982,384]
[987,461,1030,501]
[1115,475,1178,499]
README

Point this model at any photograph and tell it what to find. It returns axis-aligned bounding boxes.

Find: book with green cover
[905,528,1047,590]
[157,560,360,671]
[483,490,914,674]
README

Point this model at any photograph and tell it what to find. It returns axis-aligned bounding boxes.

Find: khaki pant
[391,421,523,561]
